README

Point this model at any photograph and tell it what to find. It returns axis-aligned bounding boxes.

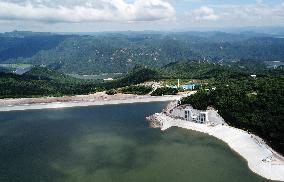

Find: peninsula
[147,101,284,181]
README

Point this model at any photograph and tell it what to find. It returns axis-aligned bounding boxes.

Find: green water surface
[0,102,273,182]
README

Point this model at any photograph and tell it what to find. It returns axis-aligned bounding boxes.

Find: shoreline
[0,93,182,112]
[2,94,283,181]
[147,112,284,181]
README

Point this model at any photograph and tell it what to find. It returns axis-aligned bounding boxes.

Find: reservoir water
[0,102,272,182]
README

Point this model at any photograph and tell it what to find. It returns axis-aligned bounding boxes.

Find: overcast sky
[0,0,284,32]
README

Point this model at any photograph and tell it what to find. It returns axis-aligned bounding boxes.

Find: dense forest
[151,87,178,96]
[159,60,259,79]
[1,60,282,98]
[1,31,284,74]
[181,73,284,154]
[0,66,158,98]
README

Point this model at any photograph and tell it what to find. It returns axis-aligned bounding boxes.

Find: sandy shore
[148,113,284,181]
[0,92,182,112]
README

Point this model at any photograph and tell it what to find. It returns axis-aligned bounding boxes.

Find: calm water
[0,102,272,182]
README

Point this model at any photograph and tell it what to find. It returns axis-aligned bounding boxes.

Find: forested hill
[0,31,72,61]
[1,60,281,98]
[159,60,270,79]
[1,31,284,74]
[181,73,284,154]
[0,65,159,98]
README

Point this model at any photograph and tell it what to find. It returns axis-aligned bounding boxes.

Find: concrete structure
[196,112,209,123]
[171,105,209,124]
[184,109,192,121]
[184,109,208,123]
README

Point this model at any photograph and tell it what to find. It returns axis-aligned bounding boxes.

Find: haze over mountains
[1,30,284,74]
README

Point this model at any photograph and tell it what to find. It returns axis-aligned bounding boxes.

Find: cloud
[0,0,176,23]
[217,3,284,24]
[186,6,219,21]
[184,2,284,25]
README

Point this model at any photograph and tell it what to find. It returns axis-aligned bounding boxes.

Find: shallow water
[0,102,273,182]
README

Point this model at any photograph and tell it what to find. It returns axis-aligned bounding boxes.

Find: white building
[103,78,114,81]
[184,109,208,123]
[184,109,193,121]
[250,75,257,79]
[171,105,209,124]
[196,112,209,123]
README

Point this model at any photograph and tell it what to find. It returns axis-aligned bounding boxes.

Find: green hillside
[1,31,284,74]
[0,66,159,99]
[158,60,267,80]
[181,74,284,154]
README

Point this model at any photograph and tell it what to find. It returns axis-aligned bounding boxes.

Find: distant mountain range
[0,30,284,74]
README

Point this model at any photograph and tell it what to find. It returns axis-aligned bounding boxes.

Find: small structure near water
[147,101,225,130]
[155,101,225,126]
[184,109,209,123]
[171,105,210,124]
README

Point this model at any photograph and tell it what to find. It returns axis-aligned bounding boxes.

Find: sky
[0,0,284,32]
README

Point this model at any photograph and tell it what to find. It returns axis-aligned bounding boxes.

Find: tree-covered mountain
[0,65,159,98]
[158,59,269,80]
[1,31,284,74]
[181,74,284,154]
[0,31,71,61]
